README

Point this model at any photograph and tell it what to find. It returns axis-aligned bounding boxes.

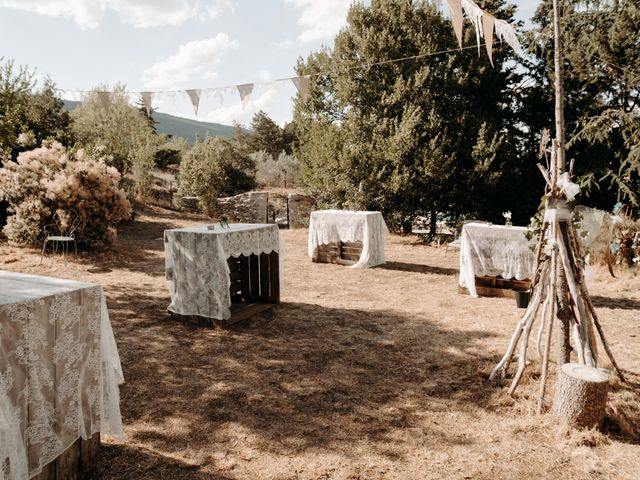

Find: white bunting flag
[446,0,464,49]
[460,0,484,55]
[292,75,311,102]
[494,19,522,56]
[186,89,202,116]
[236,83,254,110]
[140,91,154,116]
[482,12,495,66]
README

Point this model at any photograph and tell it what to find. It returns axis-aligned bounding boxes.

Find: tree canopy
[0,59,72,161]
[294,0,527,231]
[527,0,640,210]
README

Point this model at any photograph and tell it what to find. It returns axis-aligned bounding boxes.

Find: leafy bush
[252,150,300,188]
[177,136,256,214]
[0,141,131,247]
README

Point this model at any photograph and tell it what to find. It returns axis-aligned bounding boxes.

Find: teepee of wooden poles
[488,139,625,412]
[488,0,624,414]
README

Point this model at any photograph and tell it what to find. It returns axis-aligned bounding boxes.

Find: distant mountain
[62,100,236,145]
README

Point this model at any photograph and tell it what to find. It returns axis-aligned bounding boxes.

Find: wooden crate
[226,251,280,325]
[31,433,100,480]
[458,275,532,298]
[312,241,363,266]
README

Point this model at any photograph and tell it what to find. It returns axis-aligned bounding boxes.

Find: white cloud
[0,0,233,29]
[141,34,238,89]
[284,0,352,43]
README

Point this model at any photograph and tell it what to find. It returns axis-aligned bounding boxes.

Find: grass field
[2,205,639,479]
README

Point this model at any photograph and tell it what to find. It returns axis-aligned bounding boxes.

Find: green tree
[0,59,72,161]
[71,84,157,197]
[527,0,640,210]
[177,136,256,214]
[294,0,523,232]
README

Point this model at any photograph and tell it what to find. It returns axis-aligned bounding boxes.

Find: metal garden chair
[40,212,81,264]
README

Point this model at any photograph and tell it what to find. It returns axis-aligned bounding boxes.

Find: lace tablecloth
[164,224,281,320]
[459,223,535,297]
[0,271,124,480]
[307,210,388,268]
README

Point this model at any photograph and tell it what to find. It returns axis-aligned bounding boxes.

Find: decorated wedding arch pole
[480,0,625,426]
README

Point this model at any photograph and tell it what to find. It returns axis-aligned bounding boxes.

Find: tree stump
[552,363,609,428]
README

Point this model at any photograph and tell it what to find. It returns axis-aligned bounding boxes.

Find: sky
[0,0,540,127]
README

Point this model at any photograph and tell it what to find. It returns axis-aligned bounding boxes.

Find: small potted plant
[502,211,512,227]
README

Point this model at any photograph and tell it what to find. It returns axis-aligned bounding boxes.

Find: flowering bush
[0,141,131,247]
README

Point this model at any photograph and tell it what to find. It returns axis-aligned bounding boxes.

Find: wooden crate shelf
[31,433,100,480]
[172,251,280,327]
[458,275,532,298]
[312,241,363,266]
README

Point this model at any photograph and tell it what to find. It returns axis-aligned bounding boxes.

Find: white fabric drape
[0,271,123,480]
[164,224,281,320]
[458,223,535,297]
[308,210,388,268]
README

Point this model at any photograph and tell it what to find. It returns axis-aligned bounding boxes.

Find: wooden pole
[552,0,566,174]
[551,0,573,372]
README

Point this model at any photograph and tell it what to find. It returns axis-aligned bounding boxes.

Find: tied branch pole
[552,0,573,371]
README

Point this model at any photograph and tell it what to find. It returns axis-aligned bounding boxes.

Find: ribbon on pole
[236,83,254,110]
[291,75,311,102]
[446,0,464,49]
[185,89,202,116]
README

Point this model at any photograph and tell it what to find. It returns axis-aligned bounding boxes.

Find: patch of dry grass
[1,204,639,479]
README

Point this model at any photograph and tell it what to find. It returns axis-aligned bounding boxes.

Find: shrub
[178,137,256,214]
[252,150,300,188]
[0,141,131,247]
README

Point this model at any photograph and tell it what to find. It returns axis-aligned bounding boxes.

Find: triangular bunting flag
[460,0,484,55]
[494,19,522,56]
[186,89,202,116]
[236,83,254,110]
[482,12,495,66]
[446,0,464,49]
[140,91,155,116]
[292,75,311,103]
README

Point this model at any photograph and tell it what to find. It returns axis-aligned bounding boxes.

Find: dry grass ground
[1,205,639,479]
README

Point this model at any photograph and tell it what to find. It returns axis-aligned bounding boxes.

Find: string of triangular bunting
[57,75,311,118]
[446,0,522,66]
[56,2,520,118]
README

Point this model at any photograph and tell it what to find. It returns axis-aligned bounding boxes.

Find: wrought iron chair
[40,212,81,264]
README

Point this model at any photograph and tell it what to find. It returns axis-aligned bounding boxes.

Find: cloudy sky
[0,0,540,126]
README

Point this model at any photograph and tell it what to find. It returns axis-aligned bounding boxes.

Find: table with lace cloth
[0,271,124,480]
[308,210,388,268]
[164,224,281,321]
[459,223,535,297]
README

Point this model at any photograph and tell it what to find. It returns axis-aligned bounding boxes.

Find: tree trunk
[552,363,609,429]
[429,209,437,237]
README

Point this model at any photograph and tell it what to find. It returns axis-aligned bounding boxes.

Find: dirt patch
[1,204,639,479]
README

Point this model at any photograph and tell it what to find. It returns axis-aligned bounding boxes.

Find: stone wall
[288,193,316,228]
[216,191,269,223]
[168,190,317,228]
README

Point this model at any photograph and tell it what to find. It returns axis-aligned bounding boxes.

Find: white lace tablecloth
[307,210,388,268]
[459,223,535,297]
[164,224,281,320]
[0,271,123,480]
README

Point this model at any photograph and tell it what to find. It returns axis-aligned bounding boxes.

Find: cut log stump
[552,363,609,428]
